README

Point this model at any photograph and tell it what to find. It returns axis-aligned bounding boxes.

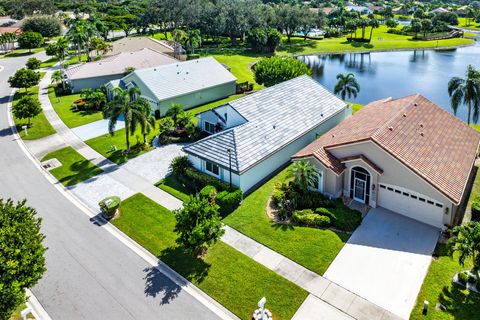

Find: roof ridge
[230,130,240,171]
[372,93,420,139]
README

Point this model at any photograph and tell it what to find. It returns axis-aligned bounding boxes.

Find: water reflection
[299,42,480,122]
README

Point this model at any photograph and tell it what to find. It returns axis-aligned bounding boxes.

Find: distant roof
[430,7,449,13]
[293,94,480,204]
[184,76,347,174]
[310,7,336,15]
[64,48,177,80]
[123,56,237,102]
[0,27,21,34]
[106,36,177,56]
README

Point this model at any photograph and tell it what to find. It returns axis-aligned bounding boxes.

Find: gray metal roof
[184,76,347,174]
[122,57,237,102]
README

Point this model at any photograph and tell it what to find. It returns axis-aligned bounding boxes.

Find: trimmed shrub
[183,167,233,192]
[471,194,480,221]
[315,207,335,221]
[216,189,243,215]
[170,155,192,176]
[329,205,362,232]
[293,209,331,227]
[187,54,200,60]
[99,196,121,220]
[458,271,468,285]
[199,185,217,200]
[295,191,336,210]
[271,189,285,206]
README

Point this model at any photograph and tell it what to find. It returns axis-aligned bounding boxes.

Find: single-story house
[99,36,186,60]
[106,57,237,115]
[293,94,480,229]
[183,76,351,193]
[430,7,450,14]
[0,26,21,35]
[346,4,372,14]
[64,48,177,93]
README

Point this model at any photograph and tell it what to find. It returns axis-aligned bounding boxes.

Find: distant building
[102,36,186,60]
[64,48,177,93]
[106,57,237,115]
[430,7,450,14]
[346,4,372,15]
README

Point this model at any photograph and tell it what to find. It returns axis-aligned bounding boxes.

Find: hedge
[317,204,362,232]
[293,209,331,227]
[216,189,243,215]
[182,167,237,192]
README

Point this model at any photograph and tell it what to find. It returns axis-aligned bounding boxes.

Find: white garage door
[377,183,444,228]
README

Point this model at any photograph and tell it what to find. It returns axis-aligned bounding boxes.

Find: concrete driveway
[324,207,439,319]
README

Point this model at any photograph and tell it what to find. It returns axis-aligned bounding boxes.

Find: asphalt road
[0,54,222,319]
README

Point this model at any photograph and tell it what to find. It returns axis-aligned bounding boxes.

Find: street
[0,54,223,319]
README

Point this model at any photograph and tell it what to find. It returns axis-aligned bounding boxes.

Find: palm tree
[103,87,149,152]
[134,99,156,144]
[172,29,187,59]
[185,29,202,54]
[448,221,480,271]
[334,73,360,101]
[289,160,319,192]
[51,70,64,90]
[448,64,480,125]
[368,18,380,42]
[55,37,70,62]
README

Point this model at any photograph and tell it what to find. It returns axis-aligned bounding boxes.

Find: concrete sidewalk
[38,72,183,212]
[222,226,402,320]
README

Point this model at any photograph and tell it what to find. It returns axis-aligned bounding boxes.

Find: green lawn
[65,53,88,65]
[223,168,349,275]
[351,103,363,114]
[410,245,479,320]
[40,56,60,68]
[458,18,480,31]
[0,47,45,58]
[12,82,56,140]
[112,193,308,319]
[155,175,191,202]
[85,126,158,165]
[277,25,473,55]
[41,146,103,186]
[48,86,103,128]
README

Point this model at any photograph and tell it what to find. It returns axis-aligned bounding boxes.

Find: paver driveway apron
[323,207,439,319]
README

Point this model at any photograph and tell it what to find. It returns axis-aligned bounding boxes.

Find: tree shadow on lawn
[438,283,480,318]
[279,40,317,54]
[58,159,102,186]
[143,246,211,304]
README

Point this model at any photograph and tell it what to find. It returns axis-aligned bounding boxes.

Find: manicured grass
[12,81,56,140]
[155,175,191,202]
[277,25,473,55]
[458,17,480,31]
[65,53,88,65]
[112,193,308,319]
[48,86,103,128]
[410,244,479,320]
[223,168,349,275]
[470,124,480,132]
[351,103,363,114]
[85,126,158,165]
[41,146,103,186]
[40,56,60,68]
[188,94,246,116]
[1,47,44,58]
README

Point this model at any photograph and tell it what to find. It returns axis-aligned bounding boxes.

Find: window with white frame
[205,161,220,176]
[204,121,215,134]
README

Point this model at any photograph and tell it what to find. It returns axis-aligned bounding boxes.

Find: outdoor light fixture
[227,148,232,188]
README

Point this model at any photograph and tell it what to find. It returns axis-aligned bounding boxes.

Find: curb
[26,289,52,320]
[6,89,237,320]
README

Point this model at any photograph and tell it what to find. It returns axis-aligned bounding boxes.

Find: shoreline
[290,41,475,57]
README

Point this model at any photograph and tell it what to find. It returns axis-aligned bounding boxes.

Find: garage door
[377,183,444,228]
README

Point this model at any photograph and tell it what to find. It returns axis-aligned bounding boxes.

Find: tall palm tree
[55,37,70,62]
[334,73,360,101]
[448,221,480,271]
[368,18,380,42]
[103,87,149,152]
[51,70,64,90]
[172,29,187,59]
[448,65,480,126]
[133,98,156,144]
[289,160,319,192]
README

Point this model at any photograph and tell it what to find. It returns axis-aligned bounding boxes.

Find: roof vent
[403,114,407,117]
[332,134,335,138]
[414,103,418,106]
[420,132,424,137]
[388,126,393,131]
[273,125,276,129]
[321,113,323,117]
[420,123,424,128]
[154,68,156,71]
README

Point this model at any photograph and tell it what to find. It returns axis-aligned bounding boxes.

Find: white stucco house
[183,76,350,193]
[64,48,177,93]
[293,94,480,229]
[105,57,237,115]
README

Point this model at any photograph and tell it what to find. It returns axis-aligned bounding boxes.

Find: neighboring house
[455,6,468,16]
[64,48,177,93]
[106,57,237,115]
[346,4,372,14]
[430,7,450,14]
[101,36,186,60]
[183,76,350,193]
[293,94,480,229]
[0,27,21,35]
[310,7,336,15]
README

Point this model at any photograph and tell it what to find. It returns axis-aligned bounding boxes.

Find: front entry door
[353,178,366,203]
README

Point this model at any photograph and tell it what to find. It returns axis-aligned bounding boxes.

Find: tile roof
[183,76,347,173]
[105,37,176,56]
[122,57,237,102]
[293,94,480,204]
[64,48,177,80]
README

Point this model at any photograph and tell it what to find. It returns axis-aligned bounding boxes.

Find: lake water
[298,41,480,122]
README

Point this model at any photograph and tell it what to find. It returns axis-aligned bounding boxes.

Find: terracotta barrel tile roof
[293,94,480,204]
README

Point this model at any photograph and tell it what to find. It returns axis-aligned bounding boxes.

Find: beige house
[293,94,480,229]
[101,36,186,60]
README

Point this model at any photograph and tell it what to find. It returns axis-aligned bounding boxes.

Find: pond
[298,41,480,122]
